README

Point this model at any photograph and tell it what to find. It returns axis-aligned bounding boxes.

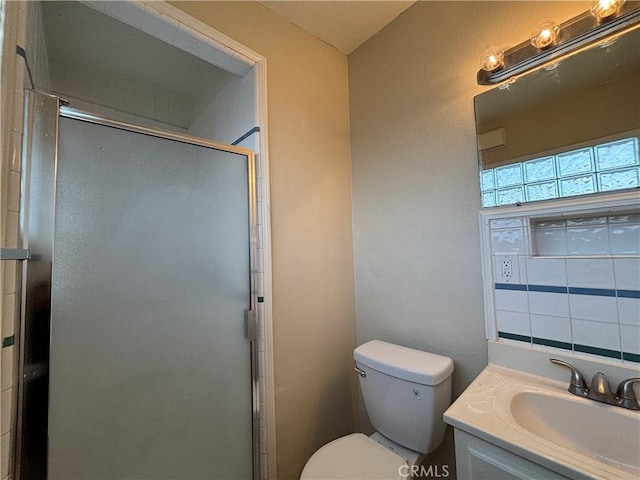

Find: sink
[510,391,640,474]
[444,364,640,479]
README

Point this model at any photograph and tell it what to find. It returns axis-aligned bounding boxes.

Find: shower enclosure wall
[18,90,260,479]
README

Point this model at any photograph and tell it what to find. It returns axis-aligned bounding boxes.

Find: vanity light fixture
[477,1,640,85]
[479,46,505,73]
[530,21,560,49]
[591,0,626,22]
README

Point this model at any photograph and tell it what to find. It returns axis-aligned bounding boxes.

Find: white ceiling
[259,1,416,54]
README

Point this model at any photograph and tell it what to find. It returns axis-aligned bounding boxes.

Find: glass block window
[524,156,555,183]
[496,186,524,206]
[495,164,523,187]
[481,136,640,207]
[526,181,558,201]
[556,148,594,177]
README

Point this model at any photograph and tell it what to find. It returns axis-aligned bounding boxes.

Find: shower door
[18,91,258,479]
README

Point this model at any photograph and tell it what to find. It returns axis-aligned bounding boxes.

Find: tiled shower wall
[488,210,640,364]
[188,67,258,147]
[1,1,27,477]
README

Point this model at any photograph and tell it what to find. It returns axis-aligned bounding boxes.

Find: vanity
[444,343,640,480]
[452,4,640,478]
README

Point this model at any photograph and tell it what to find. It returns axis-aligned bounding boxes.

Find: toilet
[300,340,454,479]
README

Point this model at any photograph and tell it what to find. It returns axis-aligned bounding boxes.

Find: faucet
[588,372,616,405]
[548,358,588,397]
[549,358,640,410]
[617,377,640,410]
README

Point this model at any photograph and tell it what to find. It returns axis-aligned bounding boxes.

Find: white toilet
[300,340,454,479]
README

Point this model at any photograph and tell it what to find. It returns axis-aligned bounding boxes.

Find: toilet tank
[354,340,454,455]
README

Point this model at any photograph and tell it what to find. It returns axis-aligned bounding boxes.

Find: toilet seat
[300,433,407,479]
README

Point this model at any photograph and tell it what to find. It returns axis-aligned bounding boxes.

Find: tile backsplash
[486,203,640,364]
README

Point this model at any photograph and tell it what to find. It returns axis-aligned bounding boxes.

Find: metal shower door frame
[17,89,261,479]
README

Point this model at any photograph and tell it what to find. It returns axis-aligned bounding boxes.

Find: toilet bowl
[300,340,454,480]
[300,433,407,480]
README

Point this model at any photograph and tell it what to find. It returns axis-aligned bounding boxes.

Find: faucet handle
[615,377,640,410]
[549,358,589,397]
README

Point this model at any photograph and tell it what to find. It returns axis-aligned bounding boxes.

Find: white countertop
[444,364,640,480]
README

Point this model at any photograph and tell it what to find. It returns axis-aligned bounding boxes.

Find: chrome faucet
[549,358,640,410]
[617,377,640,410]
[588,372,616,405]
[549,358,589,397]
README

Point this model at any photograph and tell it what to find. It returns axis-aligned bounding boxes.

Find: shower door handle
[245,309,256,341]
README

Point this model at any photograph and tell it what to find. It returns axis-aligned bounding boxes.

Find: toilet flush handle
[354,366,367,378]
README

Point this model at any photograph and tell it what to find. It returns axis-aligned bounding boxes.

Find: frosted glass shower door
[48,117,254,479]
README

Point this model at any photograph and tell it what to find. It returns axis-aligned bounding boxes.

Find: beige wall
[348,1,588,472]
[170,3,357,479]
[2,1,605,478]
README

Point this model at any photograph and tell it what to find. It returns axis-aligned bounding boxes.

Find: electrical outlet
[501,259,512,278]
[495,254,520,283]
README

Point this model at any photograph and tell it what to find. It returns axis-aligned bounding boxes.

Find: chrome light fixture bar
[477,2,640,85]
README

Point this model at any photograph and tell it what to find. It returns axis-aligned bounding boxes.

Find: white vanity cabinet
[453,429,570,480]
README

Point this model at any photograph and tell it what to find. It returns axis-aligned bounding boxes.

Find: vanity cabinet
[454,429,570,480]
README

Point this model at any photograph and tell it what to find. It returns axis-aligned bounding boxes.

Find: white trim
[80,0,257,75]
[480,189,640,221]
[144,1,262,64]
[77,2,276,478]
[478,211,496,340]
[254,58,277,480]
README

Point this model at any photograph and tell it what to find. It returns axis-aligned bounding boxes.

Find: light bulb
[591,0,625,22]
[480,46,505,73]
[530,21,559,50]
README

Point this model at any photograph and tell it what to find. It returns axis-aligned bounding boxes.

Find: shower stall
[17,90,259,479]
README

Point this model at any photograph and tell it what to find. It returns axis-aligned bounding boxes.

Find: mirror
[475,24,640,207]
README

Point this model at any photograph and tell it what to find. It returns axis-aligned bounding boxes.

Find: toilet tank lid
[354,340,454,386]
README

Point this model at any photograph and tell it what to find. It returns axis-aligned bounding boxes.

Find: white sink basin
[510,391,640,473]
[444,364,640,479]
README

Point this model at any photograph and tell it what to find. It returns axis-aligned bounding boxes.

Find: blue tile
[574,344,622,359]
[528,284,568,294]
[617,289,640,299]
[533,337,572,350]
[495,283,527,291]
[498,331,532,343]
[568,287,616,297]
[232,126,260,146]
[623,352,640,363]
